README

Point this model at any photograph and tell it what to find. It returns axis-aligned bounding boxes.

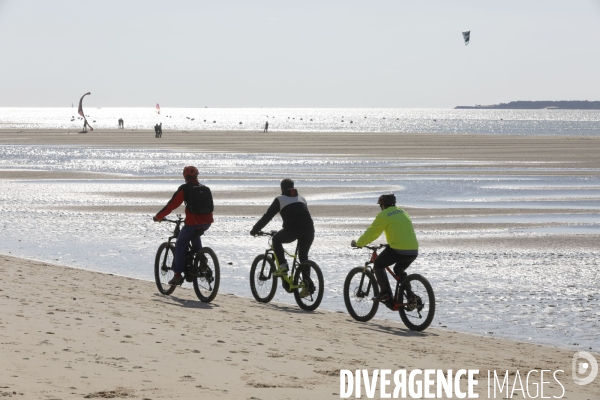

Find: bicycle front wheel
[398,274,435,331]
[292,261,324,311]
[154,242,176,295]
[249,254,277,303]
[343,267,379,322]
[192,247,220,303]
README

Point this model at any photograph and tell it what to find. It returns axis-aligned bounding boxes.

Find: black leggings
[373,247,417,296]
[272,229,314,266]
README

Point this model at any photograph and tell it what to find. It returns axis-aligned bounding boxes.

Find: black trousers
[373,247,417,296]
[272,229,314,266]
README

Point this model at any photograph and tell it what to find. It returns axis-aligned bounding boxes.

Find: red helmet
[182,166,199,179]
[377,194,396,206]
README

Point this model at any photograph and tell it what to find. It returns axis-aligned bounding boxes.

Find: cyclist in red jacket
[153,166,214,285]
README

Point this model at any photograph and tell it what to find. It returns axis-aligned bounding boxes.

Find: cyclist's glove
[249,229,258,236]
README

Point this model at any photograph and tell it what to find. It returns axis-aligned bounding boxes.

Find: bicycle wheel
[192,247,220,303]
[249,254,278,303]
[154,242,176,295]
[292,261,324,311]
[343,267,379,322]
[398,274,435,331]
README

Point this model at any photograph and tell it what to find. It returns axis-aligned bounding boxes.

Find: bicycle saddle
[194,228,206,238]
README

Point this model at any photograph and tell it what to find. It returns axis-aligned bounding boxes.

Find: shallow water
[0,145,598,352]
[2,107,600,136]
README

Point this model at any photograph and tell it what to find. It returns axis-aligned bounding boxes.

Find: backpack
[184,183,214,214]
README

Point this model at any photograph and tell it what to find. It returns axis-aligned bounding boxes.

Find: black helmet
[377,194,396,206]
[280,178,294,190]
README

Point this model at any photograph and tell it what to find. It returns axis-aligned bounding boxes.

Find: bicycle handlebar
[161,217,184,224]
[352,243,387,251]
[255,230,277,237]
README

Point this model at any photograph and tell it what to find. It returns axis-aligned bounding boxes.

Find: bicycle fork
[357,266,374,299]
[259,251,274,282]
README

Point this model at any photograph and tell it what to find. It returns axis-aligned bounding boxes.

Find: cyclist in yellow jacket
[351,194,418,302]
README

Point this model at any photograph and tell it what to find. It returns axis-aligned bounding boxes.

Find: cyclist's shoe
[299,278,316,298]
[272,264,289,277]
[168,274,184,286]
[372,292,391,302]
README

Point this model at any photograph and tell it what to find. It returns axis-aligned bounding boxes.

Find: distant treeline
[455,101,600,110]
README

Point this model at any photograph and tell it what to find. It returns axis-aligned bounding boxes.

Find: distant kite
[78,92,93,131]
[462,30,470,46]
[156,103,161,114]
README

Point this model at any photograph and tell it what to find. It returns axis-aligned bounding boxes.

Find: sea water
[1,107,600,135]
[0,145,599,352]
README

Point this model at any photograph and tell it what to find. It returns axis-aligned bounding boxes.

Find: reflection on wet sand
[0,143,599,352]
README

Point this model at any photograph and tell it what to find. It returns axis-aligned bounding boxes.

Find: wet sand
[1,255,598,399]
[2,129,600,170]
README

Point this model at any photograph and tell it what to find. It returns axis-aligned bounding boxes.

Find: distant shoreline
[455,100,600,110]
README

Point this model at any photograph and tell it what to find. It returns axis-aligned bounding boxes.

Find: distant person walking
[158,123,163,138]
[118,118,124,129]
[154,124,159,138]
[264,121,269,133]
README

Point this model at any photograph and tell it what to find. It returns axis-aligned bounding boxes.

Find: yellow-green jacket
[356,206,418,250]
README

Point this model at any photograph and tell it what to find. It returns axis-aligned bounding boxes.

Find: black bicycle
[154,216,220,303]
[249,230,324,311]
[343,243,435,331]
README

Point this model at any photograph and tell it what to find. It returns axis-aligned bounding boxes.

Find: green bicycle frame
[260,236,301,290]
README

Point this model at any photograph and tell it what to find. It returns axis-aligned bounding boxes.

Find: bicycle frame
[258,232,301,290]
[161,215,203,270]
[360,245,410,310]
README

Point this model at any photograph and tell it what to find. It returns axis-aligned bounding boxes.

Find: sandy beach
[3,0,600,397]
[2,129,600,171]
[1,255,598,399]
[1,129,599,398]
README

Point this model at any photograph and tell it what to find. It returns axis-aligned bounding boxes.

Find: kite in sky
[78,92,93,132]
[156,103,161,114]
[462,30,470,46]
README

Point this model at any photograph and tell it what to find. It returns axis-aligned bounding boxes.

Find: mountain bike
[343,243,435,331]
[249,230,324,311]
[154,216,220,303]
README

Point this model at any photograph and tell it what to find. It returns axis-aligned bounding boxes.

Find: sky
[0,0,599,108]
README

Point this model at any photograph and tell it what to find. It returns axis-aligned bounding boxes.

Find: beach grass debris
[84,387,134,398]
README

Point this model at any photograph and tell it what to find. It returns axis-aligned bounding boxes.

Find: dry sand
[1,255,598,399]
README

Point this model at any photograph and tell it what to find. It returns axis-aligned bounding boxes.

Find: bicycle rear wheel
[292,261,324,311]
[249,254,277,303]
[343,267,379,322]
[192,247,220,303]
[398,274,435,331]
[154,242,176,295]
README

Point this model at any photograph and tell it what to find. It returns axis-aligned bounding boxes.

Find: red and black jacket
[156,180,214,225]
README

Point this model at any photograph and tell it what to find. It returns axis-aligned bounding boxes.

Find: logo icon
[572,351,598,386]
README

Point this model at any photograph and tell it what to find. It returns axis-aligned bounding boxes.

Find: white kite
[462,30,470,46]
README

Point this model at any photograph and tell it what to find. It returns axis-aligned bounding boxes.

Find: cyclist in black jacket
[250,178,315,276]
